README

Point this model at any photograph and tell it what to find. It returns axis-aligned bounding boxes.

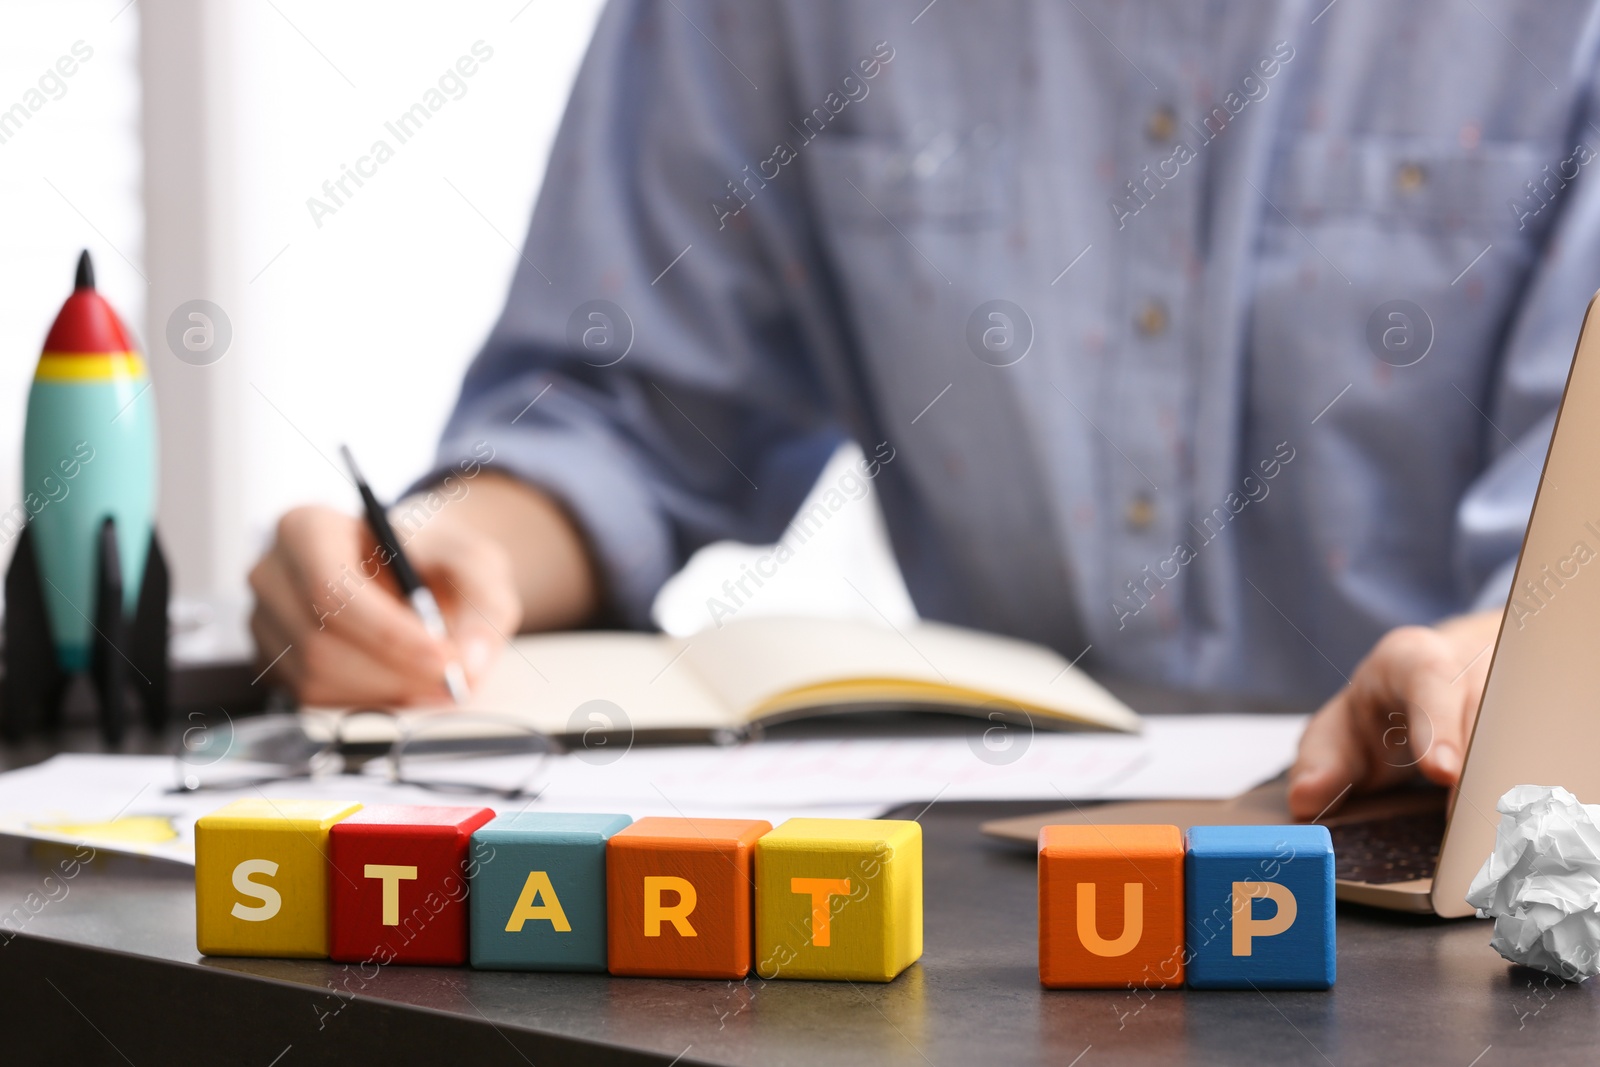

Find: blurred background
[0,0,916,651]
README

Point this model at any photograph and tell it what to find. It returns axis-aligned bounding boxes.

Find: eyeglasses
[172,710,560,800]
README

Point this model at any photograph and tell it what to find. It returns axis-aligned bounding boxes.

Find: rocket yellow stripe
[35,352,147,382]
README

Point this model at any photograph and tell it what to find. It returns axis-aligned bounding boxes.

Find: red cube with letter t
[328,804,494,966]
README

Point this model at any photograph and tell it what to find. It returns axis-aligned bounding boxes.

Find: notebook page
[678,617,1140,731]
[315,631,735,743]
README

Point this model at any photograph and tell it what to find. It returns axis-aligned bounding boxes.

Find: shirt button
[1135,299,1169,338]
[1126,494,1156,530]
[1146,106,1177,143]
[1395,161,1427,193]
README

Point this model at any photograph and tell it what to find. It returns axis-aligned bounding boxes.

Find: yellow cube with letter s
[195,799,362,957]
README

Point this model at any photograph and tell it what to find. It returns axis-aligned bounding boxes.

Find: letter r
[644,875,697,937]
[1231,881,1297,955]
[791,877,852,947]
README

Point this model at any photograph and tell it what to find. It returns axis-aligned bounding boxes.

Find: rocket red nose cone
[42,288,135,354]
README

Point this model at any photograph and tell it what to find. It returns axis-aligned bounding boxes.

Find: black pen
[340,444,469,704]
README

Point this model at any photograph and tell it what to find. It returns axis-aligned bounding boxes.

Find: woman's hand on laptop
[1287,609,1502,819]
[247,472,599,707]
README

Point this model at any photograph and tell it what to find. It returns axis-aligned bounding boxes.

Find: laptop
[982,290,1600,917]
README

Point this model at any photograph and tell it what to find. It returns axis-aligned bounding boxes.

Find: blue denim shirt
[435,0,1600,705]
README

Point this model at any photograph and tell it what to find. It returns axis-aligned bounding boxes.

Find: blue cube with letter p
[469,812,632,971]
[1184,825,1335,989]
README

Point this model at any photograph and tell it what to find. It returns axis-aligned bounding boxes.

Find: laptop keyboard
[1327,810,1447,884]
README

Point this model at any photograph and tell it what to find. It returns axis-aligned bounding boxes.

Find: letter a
[1077,882,1144,957]
[1232,881,1297,955]
[505,871,572,933]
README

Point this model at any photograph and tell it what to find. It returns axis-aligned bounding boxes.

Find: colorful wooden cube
[468,812,632,971]
[1184,825,1335,990]
[606,816,770,979]
[195,798,363,958]
[1037,824,1185,989]
[328,804,494,966]
[753,818,922,982]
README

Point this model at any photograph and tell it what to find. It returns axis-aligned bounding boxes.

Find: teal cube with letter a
[469,812,632,971]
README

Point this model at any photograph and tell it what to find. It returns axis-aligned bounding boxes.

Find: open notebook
[309,616,1141,744]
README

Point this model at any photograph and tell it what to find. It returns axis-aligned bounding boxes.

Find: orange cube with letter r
[606,816,769,979]
[1038,824,1185,989]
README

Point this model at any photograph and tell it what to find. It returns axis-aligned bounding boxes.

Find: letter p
[1231,881,1297,956]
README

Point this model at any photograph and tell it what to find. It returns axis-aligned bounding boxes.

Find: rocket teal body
[22,265,158,672]
[24,377,156,671]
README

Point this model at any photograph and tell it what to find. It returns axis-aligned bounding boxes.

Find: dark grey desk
[3,794,1597,1066]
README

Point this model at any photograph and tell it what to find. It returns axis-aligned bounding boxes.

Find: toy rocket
[3,251,168,741]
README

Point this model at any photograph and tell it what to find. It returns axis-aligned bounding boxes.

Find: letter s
[231,859,282,921]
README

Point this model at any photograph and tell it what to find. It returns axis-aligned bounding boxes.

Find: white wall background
[227,0,605,548]
[1,0,913,641]
[0,0,143,534]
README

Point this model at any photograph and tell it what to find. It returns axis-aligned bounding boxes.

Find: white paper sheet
[0,714,1305,866]
[500,713,1306,808]
[0,754,883,866]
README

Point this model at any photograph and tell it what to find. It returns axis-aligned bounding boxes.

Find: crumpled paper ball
[1465,784,1600,981]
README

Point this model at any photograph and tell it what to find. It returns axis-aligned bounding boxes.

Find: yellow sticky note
[195,798,362,958]
[754,818,922,982]
[34,815,179,845]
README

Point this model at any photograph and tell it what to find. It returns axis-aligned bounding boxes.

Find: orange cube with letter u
[1037,824,1186,989]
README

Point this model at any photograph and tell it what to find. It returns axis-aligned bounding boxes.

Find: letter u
[1077,882,1143,956]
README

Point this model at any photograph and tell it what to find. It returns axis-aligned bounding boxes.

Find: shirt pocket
[803,132,1015,232]
[1262,136,1551,237]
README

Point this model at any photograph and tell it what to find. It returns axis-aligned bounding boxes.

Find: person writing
[249,2,1594,820]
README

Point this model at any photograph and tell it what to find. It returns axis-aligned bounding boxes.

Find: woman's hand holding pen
[248,471,600,707]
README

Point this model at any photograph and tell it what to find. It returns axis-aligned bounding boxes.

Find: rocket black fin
[89,517,129,745]
[2,526,68,739]
[130,530,170,729]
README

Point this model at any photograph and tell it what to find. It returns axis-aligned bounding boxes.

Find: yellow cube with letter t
[754,818,922,982]
[195,798,363,957]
